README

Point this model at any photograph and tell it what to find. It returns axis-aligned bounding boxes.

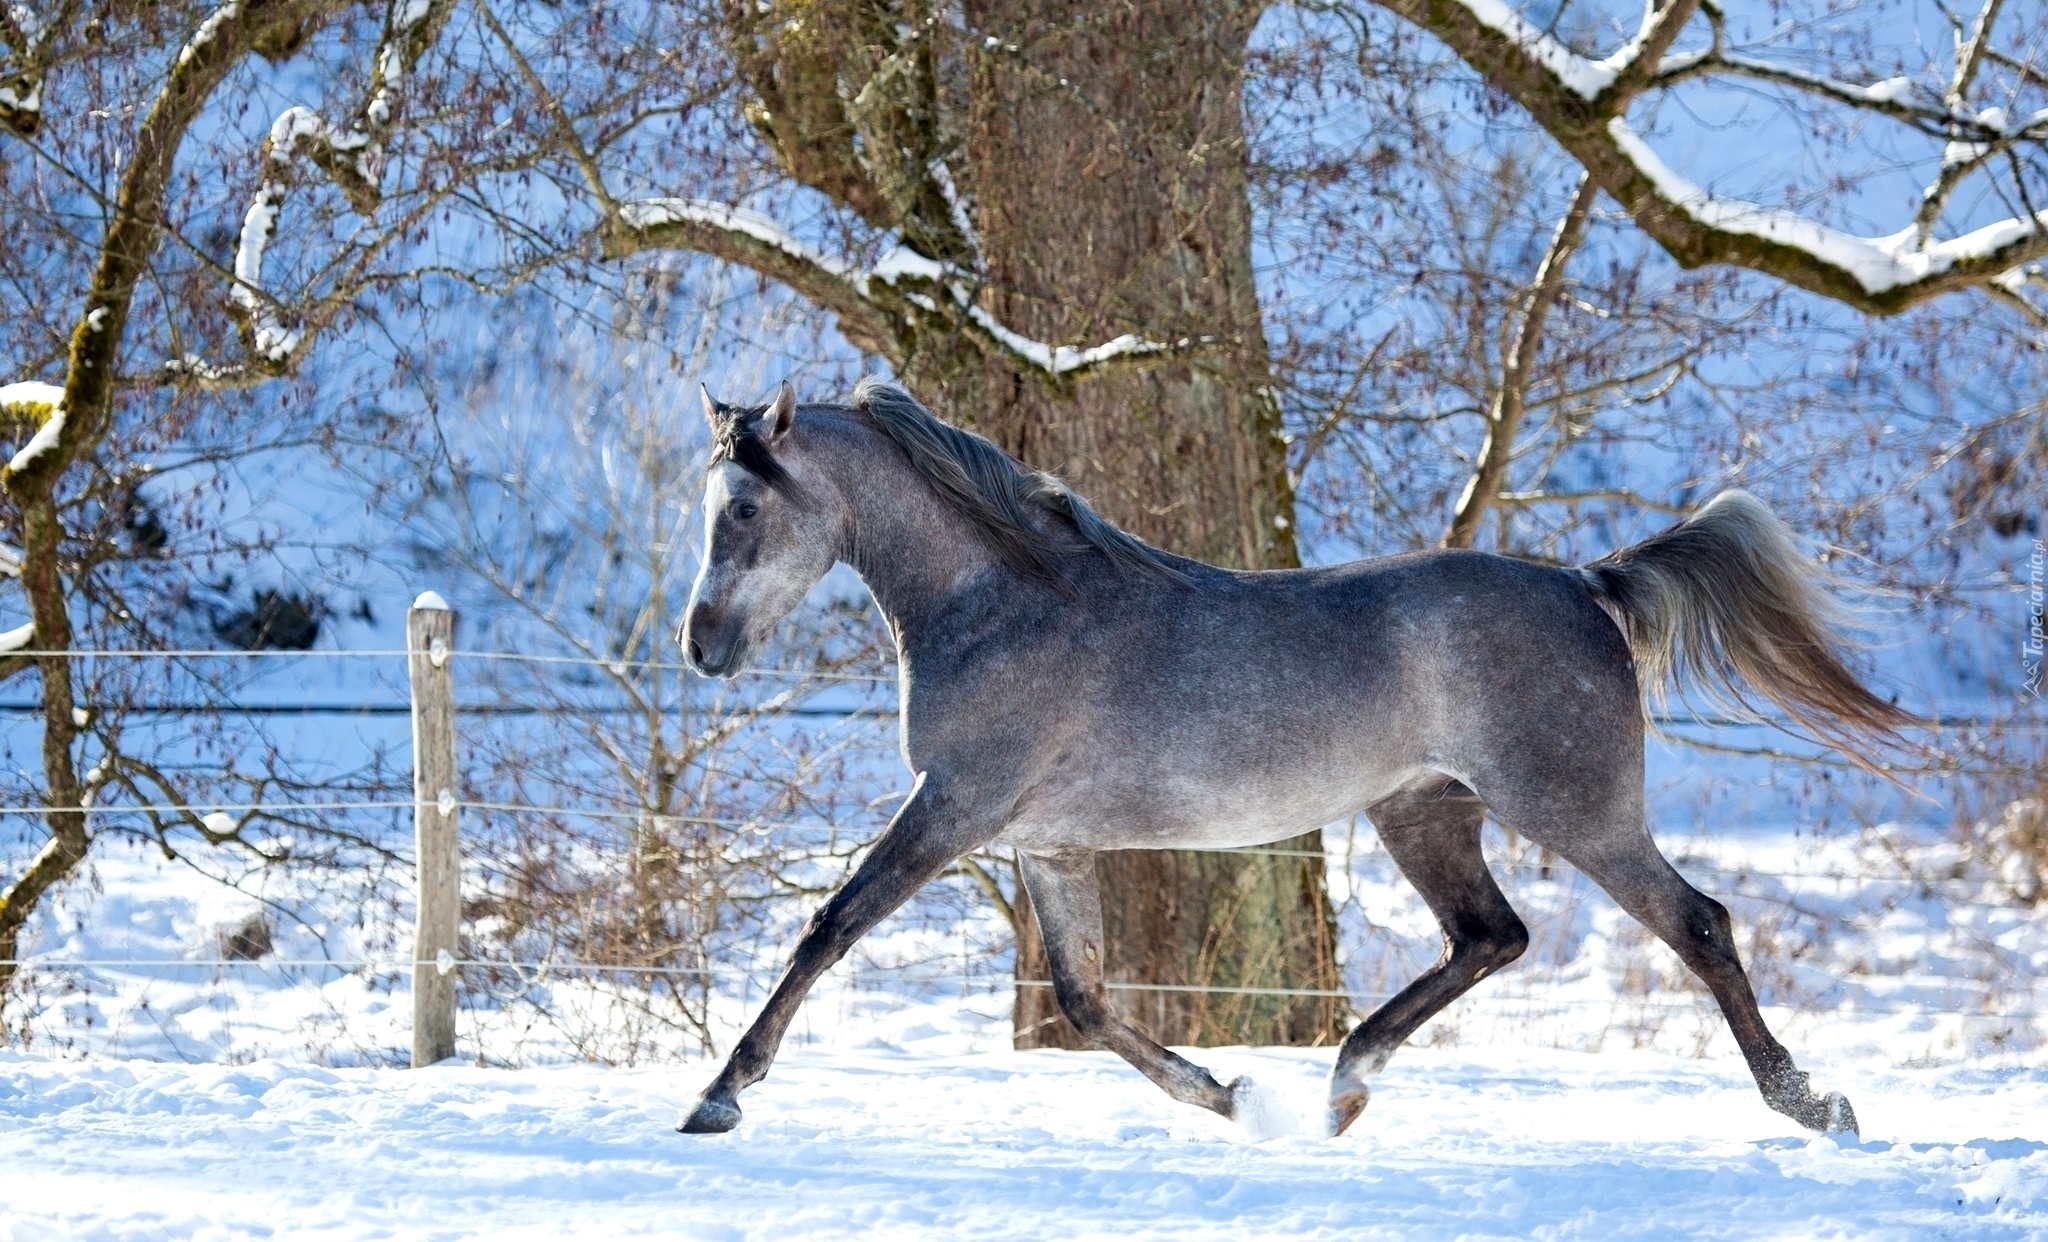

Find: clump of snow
[161,354,241,384]
[365,0,435,129]
[1609,118,2048,294]
[0,78,42,119]
[410,590,449,611]
[2,380,67,473]
[928,157,981,258]
[0,620,33,652]
[1230,1074,1316,1140]
[230,185,303,362]
[870,245,945,284]
[0,380,63,415]
[1862,76,1914,104]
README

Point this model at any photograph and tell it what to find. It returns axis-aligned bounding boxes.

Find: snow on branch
[1609,118,2048,297]
[0,381,65,476]
[612,195,1201,383]
[1380,0,2048,314]
[221,0,449,373]
[618,199,856,280]
[870,243,1203,379]
[0,1,57,135]
[1447,0,1658,99]
[958,307,1174,377]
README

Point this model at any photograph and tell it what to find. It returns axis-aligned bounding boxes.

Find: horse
[675,376,1911,1139]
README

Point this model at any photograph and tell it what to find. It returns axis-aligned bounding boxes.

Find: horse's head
[681,381,842,676]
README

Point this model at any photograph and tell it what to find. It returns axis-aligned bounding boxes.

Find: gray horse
[677,377,1910,1139]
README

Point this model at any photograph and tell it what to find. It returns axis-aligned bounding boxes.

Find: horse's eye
[732,501,759,520]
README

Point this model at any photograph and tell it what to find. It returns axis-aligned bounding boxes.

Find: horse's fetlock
[1497,920,1531,965]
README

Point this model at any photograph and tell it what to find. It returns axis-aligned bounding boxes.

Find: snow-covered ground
[5,815,2044,1238]
[1,1043,2043,1239]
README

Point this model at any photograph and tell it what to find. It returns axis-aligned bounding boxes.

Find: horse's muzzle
[681,606,742,677]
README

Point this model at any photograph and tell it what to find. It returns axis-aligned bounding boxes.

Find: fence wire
[1,640,2039,1053]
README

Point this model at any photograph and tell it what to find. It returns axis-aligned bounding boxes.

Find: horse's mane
[710,377,1183,585]
[852,377,1186,586]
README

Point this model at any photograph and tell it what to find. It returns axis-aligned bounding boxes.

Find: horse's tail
[1578,490,1916,767]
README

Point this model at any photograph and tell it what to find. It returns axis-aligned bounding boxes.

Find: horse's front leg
[679,773,998,1133]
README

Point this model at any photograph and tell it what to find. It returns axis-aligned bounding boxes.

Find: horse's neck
[829,428,1007,651]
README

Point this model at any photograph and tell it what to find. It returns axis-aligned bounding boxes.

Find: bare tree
[0,0,476,1002]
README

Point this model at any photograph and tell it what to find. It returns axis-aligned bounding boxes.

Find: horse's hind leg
[1016,851,1237,1118]
[1327,783,1528,1136]
[1544,818,1858,1136]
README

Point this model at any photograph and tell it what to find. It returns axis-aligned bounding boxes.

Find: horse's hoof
[678,1093,742,1134]
[1822,1091,1858,1138]
[1328,1086,1369,1138]
[1774,1087,1857,1138]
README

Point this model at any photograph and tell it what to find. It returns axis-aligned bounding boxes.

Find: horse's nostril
[688,639,706,666]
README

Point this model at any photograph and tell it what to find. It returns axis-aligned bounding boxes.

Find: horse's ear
[699,383,721,430]
[765,379,796,445]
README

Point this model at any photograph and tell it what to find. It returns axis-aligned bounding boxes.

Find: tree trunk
[932,0,1344,1048]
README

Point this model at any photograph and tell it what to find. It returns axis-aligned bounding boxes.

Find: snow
[928,157,981,258]
[0,1046,2041,1238]
[233,193,278,306]
[3,381,66,473]
[176,1,240,68]
[619,199,855,281]
[0,379,63,416]
[1863,75,1914,104]
[12,787,2041,1235]
[0,621,33,652]
[869,245,945,284]
[1608,118,2048,294]
[1446,0,1654,100]
[231,186,303,362]
[0,78,40,119]
[268,104,347,158]
[411,589,449,611]
[623,199,1177,375]
[963,306,1168,375]
[368,1,434,129]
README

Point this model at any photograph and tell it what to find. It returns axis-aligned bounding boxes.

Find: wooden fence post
[407,592,459,1066]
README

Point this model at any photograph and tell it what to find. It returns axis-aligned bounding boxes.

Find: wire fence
[2,637,2041,1062]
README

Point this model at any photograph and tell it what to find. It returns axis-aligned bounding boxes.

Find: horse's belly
[995,761,1428,854]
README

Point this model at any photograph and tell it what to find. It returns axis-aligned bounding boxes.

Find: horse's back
[990,548,1644,853]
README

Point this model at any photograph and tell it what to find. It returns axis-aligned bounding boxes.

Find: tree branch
[215,0,453,375]
[0,1,75,136]
[0,0,330,1006]
[1444,171,1599,548]
[601,199,899,357]
[1917,0,2013,243]
[1370,0,2048,314]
